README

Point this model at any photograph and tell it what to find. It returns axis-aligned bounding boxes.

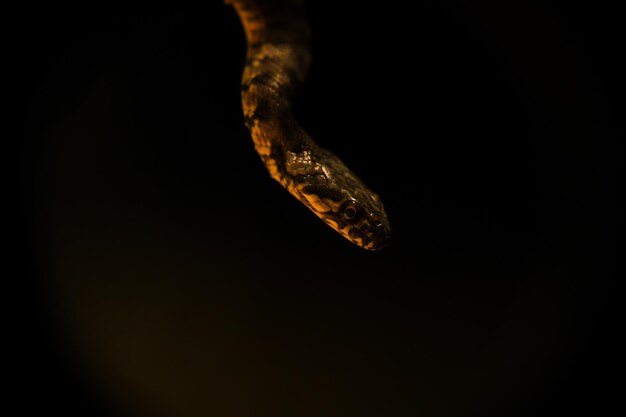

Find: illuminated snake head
[282,147,391,251]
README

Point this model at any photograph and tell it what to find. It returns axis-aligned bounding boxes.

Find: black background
[14,1,622,416]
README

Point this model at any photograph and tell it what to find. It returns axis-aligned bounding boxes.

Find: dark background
[13,0,622,416]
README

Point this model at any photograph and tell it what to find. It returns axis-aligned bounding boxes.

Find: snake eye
[342,203,360,221]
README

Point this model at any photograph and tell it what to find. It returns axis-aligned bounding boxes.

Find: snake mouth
[342,219,390,251]
[354,220,390,251]
[367,222,391,251]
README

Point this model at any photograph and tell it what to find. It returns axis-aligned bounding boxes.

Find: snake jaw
[316,208,390,251]
[341,207,391,251]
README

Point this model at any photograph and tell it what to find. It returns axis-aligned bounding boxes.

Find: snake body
[227,0,390,250]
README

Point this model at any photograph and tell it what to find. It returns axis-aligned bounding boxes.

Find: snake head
[283,147,391,251]
[325,193,391,251]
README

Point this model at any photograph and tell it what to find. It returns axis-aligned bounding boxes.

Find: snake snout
[370,222,391,250]
[362,210,391,251]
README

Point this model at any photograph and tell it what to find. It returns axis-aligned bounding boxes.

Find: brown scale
[227,0,391,251]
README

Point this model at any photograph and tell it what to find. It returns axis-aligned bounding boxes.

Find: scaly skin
[227,0,391,250]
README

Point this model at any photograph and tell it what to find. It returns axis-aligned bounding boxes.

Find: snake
[227,0,391,250]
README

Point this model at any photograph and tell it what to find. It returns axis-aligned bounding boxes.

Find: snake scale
[227,0,391,250]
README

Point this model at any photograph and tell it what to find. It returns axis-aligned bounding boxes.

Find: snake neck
[228,0,312,183]
[227,0,310,48]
